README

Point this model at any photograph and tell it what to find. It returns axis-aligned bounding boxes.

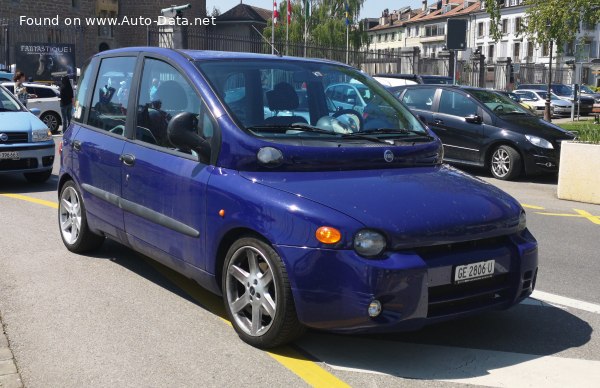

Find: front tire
[222,237,304,348]
[24,170,52,183]
[490,145,522,180]
[58,181,104,253]
[41,112,61,134]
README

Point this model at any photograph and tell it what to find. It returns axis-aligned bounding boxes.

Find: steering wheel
[493,104,505,112]
[332,109,364,132]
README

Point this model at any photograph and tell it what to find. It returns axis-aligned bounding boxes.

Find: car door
[121,56,216,270]
[430,89,483,163]
[70,55,137,242]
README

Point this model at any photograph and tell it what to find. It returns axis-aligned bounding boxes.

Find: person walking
[59,76,74,132]
[13,71,36,107]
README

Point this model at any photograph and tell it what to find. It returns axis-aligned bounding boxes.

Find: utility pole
[544,20,553,122]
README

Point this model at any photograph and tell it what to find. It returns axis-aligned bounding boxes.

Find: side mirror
[465,114,482,124]
[167,112,211,164]
[29,108,41,116]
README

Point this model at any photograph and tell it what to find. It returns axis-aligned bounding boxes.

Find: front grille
[0,132,29,144]
[427,274,511,317]
[414,236,509,260]
[0,158,38,171]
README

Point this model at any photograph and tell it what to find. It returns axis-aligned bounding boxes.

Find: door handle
[119,153,136,166]
[72,140,82,151]
[433,119,444,125]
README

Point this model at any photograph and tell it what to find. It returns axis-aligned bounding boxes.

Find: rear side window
[73,65,93,123]
[402,88,436,111]
[438,90,478,117]
[87,57,136,134]
[29,87,57,98]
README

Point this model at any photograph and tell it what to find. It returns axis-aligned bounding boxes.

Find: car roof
[94,46,347,67]
[1,81,58,88]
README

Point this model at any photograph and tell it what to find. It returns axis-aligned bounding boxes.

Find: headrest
[156,80,188,111]
[266,82,299,111]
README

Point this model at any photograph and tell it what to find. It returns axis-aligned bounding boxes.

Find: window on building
[488,44,495,59]
[565,41,575,56]
[378,35,382,42]
[542,42,549,57]
[392,33,396,41]
[501,19,509,34]
[514,17,522,33]
[526,41,534,59]
[513,42,521,60]
[478,22,484,37]
[424,23,445,37]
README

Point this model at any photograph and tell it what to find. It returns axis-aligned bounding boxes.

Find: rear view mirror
[465,114,482,124]
[167,112,211,164]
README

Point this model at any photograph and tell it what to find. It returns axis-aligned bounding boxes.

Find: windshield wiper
[361,128,434,140]
[246,123,335,135]
[339,133,392,144]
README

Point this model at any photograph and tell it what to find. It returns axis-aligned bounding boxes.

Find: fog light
[368,300,382,317]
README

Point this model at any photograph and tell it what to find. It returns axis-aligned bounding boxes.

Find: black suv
[397,85,575,180]
[516,83,594,115]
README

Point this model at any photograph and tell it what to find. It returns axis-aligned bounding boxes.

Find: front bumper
[521,143,561,175]
[0,141,55,174]
[277,230,538,333]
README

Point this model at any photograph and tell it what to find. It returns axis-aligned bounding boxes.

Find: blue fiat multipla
[58,47,538,348]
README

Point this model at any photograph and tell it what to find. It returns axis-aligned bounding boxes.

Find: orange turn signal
[315,226,341,244]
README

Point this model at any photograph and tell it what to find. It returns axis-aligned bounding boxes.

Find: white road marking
[530,290,600,314]
[299,334,600,388]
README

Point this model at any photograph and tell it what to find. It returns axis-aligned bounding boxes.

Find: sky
[206,0,424,20]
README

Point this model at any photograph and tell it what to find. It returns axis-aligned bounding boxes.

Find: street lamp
[544,20,553,122]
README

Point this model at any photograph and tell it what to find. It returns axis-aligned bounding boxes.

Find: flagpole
[346,24,349,64]
[286,1,289,56]
[272,1,276,55]
[304,0,308,57]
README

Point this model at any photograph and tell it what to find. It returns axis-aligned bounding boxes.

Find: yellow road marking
[535,209,600,225]
[574,209,600,225]
[1,193,349,387]
[149,260,349,388]
[521,203,545,210]
[0,193,58,209]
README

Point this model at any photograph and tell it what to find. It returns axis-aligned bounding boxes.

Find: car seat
[264,82,308,126]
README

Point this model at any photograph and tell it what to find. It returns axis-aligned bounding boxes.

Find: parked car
[59,47,538,348]
[0,84,55,182]
[397,85,575,180]
[325,82,374,114]
[513,89,573,117]
[579,84,600,103]
[0,70,14,82]
[516,83,595,115]
[1,82,63,133]
[374,73,453,87]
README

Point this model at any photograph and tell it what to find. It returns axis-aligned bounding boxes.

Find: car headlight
[525,135,553,149]
[32,128,52,142]
[354,229,387,257]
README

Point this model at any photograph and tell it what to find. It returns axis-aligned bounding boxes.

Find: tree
[485,0,600,47]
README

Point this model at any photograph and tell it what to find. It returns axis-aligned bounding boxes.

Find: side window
[136,58,216,150]
[438,90,478,117]
[73,63,93,123]
[402,88,435,111]
[87,57,136,134]
[29,87,56,98]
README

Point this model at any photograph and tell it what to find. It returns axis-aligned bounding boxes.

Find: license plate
[454,260,495,284]
[0,151,20,160]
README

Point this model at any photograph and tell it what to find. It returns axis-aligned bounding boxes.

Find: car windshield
[0,86,22,112]
[468,89,531,115]
[552,84,573,96]
[535,91,561,101]
[196,59,428,142]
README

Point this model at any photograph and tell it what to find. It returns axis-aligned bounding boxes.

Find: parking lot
[1,135,599,387]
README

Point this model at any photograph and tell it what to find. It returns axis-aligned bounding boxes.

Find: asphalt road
[1,136,599,387]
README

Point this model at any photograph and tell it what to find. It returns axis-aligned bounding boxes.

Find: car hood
[0,111,47,132]
[552,99,572,107]
[497,115,575,140]
[240,165,523,249]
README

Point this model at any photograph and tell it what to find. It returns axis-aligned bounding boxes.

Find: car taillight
[58,141,63,156]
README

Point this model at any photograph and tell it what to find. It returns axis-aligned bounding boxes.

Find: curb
[0,316,23,388]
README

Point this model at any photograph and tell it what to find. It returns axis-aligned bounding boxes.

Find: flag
[345,2,350,26]
[273,1,279,25]
[287,0,292,25]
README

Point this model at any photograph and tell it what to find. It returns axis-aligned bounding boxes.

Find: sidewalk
[0,315,22,388]
[551,116,596,124]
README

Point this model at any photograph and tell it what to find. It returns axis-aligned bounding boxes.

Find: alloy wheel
[59,186,82,244]
[225,246,277,337]
[492,148,511,178]
[42,113,59,132]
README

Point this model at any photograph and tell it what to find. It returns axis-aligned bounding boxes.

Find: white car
[513,89,572,117]
[1,82,62,133]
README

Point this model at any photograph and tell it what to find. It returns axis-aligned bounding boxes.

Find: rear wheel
[41,112,61,134]
[222,237,304,348]
[24,170,52,183]
[58,181,104,252]
[490,145,522,180]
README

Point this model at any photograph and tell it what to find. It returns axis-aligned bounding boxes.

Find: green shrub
[559,122,600,144]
